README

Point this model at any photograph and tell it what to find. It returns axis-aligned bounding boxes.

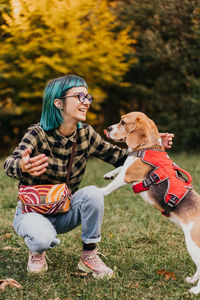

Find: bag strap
[66,133,78,186]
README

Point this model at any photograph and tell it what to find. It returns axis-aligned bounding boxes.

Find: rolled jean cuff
[82,236,101,244]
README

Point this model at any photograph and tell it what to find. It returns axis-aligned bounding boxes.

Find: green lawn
[0,153,200,300]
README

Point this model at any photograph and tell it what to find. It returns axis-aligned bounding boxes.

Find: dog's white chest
[138,190,155,205]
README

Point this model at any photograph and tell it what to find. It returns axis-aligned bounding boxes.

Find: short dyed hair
[40,75,88,130]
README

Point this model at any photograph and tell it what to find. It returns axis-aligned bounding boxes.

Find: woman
[4,75,173,278]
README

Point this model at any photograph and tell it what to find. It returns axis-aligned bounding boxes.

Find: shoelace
[84,253,106,268]
[30,252,52,264]
[30,254,44,263]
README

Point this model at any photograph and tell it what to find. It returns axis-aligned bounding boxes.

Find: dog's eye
[121,120,126,125]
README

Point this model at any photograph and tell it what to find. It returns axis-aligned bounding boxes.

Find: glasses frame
[60,91,93,104]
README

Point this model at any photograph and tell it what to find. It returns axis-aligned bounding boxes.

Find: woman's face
[62,86,91,123]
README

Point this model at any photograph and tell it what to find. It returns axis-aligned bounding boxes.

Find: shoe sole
[27,263,48,273]
[77,259,114,279]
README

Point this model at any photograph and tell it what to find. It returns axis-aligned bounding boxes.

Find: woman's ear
[54,99,63,110]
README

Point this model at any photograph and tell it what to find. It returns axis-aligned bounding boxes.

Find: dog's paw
[103,175,114,180]
[103,171,115,180]
[186,276,194,283]
[189,286,200,295]
[186,276,199,284]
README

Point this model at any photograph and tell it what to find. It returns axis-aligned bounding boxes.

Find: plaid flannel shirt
[4,123,128,194]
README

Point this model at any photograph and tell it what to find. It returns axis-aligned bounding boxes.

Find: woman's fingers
[29,166,48,177]
[28,161,48,173]
[28,154,48,167]
[20,151,48,176]
[166,133,174,148]
[160,132,174,149]
[29,156,48,176]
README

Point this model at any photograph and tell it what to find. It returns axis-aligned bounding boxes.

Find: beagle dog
[100,111,200,295]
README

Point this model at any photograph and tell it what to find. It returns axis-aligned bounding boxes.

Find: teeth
[80,109,87,112]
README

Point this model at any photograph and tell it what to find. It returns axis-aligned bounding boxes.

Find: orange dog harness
[131,150,193,217]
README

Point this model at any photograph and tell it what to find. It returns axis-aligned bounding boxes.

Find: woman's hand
[20,148,48,176]
[160,133,174,149]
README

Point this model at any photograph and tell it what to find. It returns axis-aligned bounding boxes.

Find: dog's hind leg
[182,221,200,294]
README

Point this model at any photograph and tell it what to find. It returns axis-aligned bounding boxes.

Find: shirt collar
[54,127,77,145]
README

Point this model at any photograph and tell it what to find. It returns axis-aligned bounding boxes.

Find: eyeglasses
[61,91,93,104]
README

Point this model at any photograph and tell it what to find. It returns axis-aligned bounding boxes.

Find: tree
[106,0,200,151]
[0,0,133,154]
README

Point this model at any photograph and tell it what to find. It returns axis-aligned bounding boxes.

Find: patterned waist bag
[18,133,77,214]
[19,183,71,214]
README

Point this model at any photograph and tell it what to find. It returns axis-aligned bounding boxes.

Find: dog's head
[105,112,163,150]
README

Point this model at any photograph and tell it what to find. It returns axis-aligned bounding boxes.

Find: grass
[0,152,200,299]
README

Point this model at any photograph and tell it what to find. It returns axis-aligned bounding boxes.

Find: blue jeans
[13,186,104,253]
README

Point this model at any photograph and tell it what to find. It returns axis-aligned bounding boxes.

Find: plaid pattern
[4,123,128,194]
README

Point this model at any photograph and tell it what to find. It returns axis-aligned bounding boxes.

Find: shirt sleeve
[4,125,41,180]
[87,125,128,167]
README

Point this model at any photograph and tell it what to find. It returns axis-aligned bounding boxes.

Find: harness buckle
[162,195,179,217]
[142,178,152,188]
[167,195,179,207]
[150,172,160,183]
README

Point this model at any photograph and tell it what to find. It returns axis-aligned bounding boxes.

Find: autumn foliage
[0,0,200,153]
[0,0,133,153]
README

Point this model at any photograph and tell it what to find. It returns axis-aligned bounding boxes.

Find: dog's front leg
[103,166,123,180]
[100,156,138,196]
[100,168,127,196]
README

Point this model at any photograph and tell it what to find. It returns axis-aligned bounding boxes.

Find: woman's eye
[121,120,125,125]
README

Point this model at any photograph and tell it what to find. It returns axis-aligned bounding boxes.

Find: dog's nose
[107,126,113,132]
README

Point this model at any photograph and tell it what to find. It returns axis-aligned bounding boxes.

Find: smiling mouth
[104,129,110,138]
[79,108,87,113]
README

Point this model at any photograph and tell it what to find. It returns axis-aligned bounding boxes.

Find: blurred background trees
[0,0,200,154]
[105,0,200,151]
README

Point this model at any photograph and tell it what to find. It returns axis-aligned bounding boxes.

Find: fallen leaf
[70,272,88,278]
[1,246,18,252]
[124,282,132,288]
[0,278,22,291]
[1,233,12,241]
[133,281,139,289]
[157,270,176,280]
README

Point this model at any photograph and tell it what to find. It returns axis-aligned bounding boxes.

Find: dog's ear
[126,116,149,149]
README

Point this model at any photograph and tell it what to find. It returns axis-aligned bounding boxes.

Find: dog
[100,111,200,295]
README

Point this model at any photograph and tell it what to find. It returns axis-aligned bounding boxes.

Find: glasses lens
[86,94,93,103]
[78,92,85,103]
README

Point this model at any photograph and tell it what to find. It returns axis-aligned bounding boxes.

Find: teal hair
[40,75,88,130]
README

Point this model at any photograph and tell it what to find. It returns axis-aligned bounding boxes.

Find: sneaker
[78,249,114,279]
[27,251,48,273]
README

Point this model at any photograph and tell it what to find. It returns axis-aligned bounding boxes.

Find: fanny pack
[18,133,77,214]
[19,183,71,214]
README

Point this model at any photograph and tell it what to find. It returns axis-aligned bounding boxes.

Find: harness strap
[132,170,162,193]
[161,195,179,217]
[128,150,145,158]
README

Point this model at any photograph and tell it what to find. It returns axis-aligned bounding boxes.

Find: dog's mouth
[104,129,126,142]
[103,129,110,139]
